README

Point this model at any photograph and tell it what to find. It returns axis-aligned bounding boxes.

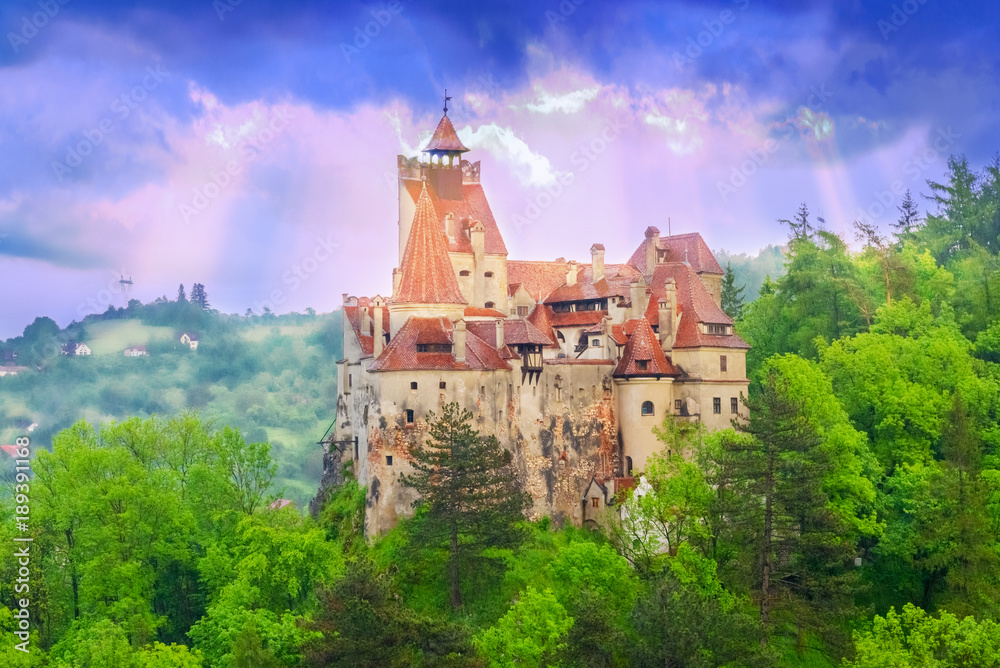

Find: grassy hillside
[0,307,343,508]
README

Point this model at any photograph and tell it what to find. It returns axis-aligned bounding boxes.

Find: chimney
[658,278,677,351]
[591,244,605,282]
[392,268,402,298]
[630,275,648,318]
[495,318,505,348]
[373,306,384,357]
[567,261,579,286]
[342,292,349,306]
[360,306,371,337]
[644,226,660,272]
[471,220,486,304]
[453,319,466,364]
[445,213,455,239]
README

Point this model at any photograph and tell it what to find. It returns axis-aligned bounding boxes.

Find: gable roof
[648,264,749,350]
[368,316,512,372]
[613,317,681,378]
[396,182,467,305]
[627,232,724,276]
[423,114,469,153]
[506,260,572,301]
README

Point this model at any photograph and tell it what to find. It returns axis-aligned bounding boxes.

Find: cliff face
[312,363,622,535]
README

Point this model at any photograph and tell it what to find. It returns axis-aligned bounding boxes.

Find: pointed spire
[423,113,469,153]
[613,317,680,377]
[395,180,467,305]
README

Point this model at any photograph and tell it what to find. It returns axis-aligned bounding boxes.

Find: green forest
[0,297,343,506]
[3,152,1000,666]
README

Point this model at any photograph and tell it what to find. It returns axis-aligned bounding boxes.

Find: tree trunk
[449,523,462,608]
[760,467,774,644]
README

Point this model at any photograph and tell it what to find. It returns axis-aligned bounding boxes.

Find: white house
[124,345,148,357]
[61,342,92,356]
[179,332,199,350]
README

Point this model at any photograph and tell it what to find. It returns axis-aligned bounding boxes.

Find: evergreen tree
[721,262,746,320]
[712,367,860,652]
[778,202,813,240]
[401,402,531,608]
[177,283,187,302]
[894,189,922,241]
[190,283,209,309]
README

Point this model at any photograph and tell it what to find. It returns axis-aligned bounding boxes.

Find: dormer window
[636,360,648,371]
[706,323,728,335]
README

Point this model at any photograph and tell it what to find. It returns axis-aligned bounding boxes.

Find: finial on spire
[443,89,452,115]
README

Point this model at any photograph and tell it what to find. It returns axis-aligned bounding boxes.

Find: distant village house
[124,345,148,357]
[61,342,92,356]
[179,332,199,350]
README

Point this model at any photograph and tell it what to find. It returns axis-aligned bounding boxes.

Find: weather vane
[443,89,451,115]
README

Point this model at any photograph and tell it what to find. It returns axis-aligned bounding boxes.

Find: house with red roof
[331,104,749,535]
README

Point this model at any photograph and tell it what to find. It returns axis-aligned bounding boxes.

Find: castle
[329,108,750,533]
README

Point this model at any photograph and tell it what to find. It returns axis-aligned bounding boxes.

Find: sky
[1,0,998,338]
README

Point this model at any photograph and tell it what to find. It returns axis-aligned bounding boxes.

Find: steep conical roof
[423,114,469,153]
[395,181,467,305]
[613,317,680,377]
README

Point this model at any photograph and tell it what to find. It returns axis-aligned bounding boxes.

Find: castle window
[590,338,600,347]
[591,497,599,508]
[707,323,728,335]
[354,438,359,461]
[485,271,494,278]
[720,355,728,372]
[480,385,485,395]
[713,398,721,414]
[626,456,633,475]
[405,409,414,424]
[348,374,352,387]
[416,343,452,353]
[641,401,654,416]
[636,360,648,371]
[731,397,738,414]
[439,381,446,389]
[557,331,565,342]
[410,381,418,390]
[485,301,495,309]
[460,270,471,277]
[386,455,393,466]
[517,305,529,317]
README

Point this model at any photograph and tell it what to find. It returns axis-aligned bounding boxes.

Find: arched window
[459,270,471,277]
[484,271,494,278]
[485,301,495,309]
[641,401,654,416]
[557,331,565,342]
[626,456,633,476]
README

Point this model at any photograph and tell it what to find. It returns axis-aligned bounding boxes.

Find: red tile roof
[464,306,507,318]
[396,182,467,305]
[648,264,749,350]
[613,317,681,377]
[544,358,615,366]
[544,264,642,303]
[610,324,627,346]
[369,316,511,372]
[526,304,559,346]
[503,318,554,345]
[549,310,606,328]
[423,114,469,153]
[507,260,572,301]
[627,232,724,276]
[401,179,507,255]
[344,304,390,356]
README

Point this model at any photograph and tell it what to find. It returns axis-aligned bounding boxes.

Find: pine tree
[400,402,531,608]
[177,284,187,302]
[190,283,209,309]
[778,202,813,240]
[721,262,746,320]
[894,189,922,241]
[713,368,859,650]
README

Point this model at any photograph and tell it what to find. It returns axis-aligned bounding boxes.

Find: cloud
[517,84,602,114]
[457,122,565,188]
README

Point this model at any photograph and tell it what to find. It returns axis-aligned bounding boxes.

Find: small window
[459,270,471,277]
[626,456,633,475]
[386,455,393,466]
[641,401,654,416]
[439,381,446,389]
[557,331,565,342]
[636,360,648,371]
[713,398,721,414]
[517,305,529,317]
[720,355,727,372]
[674,399,682,411]
[405,409,414,424]
[591,497,599,508]
[410,381,418,390]
[348,374,352,387]
[485,271,494,278]
[480,385,485,395]
[707,323,728,335]
[731,397,738,414]
[485,301,495,309]
[591,338,600,347]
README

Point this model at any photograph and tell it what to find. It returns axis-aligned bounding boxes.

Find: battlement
[397,155,480,183]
